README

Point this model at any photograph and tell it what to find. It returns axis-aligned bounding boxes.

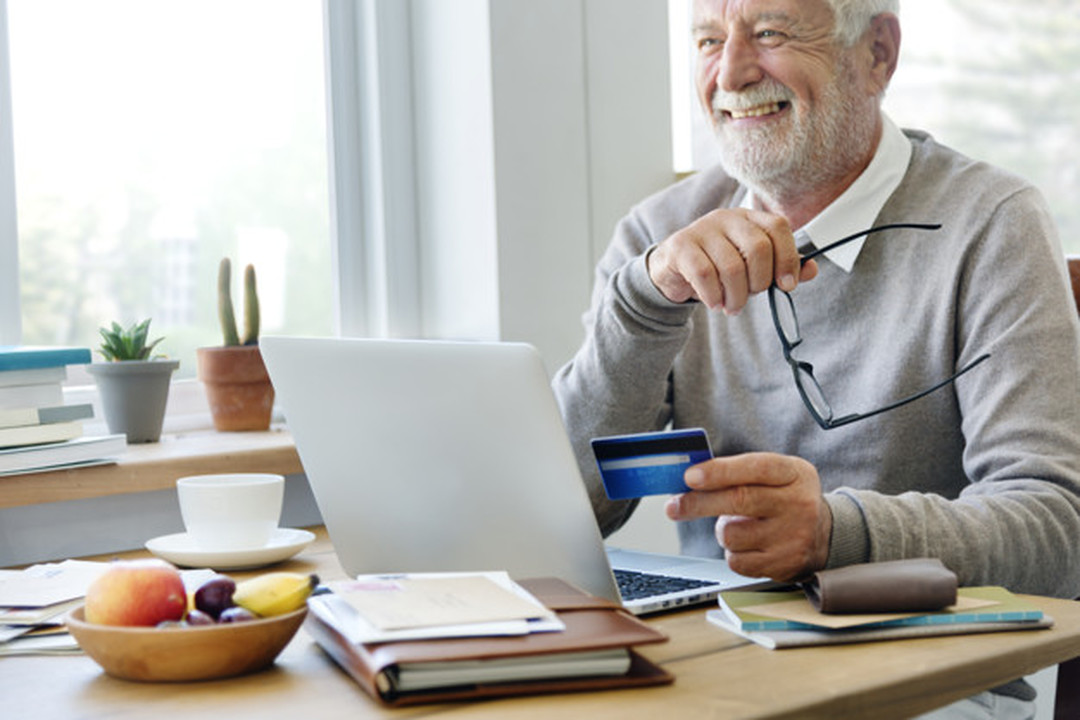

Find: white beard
[710,56,877,202]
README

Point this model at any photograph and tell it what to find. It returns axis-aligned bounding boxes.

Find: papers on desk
[0,559,111,655]
[0,624,81,656]
[709,586,1053,649]
[316,571,563,644]
[0,559,110,607]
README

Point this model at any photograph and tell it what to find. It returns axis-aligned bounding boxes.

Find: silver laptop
[260,336,770,614]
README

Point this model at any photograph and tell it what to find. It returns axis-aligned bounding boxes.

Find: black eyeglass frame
[767,223,991,430]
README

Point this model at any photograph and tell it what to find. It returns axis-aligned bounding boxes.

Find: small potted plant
[86,318,179,443]
[195,258,274,431]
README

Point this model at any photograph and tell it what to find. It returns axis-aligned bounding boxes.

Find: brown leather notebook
[303,576,673,706]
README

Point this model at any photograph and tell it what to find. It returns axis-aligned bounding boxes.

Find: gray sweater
[553,130,1080,599]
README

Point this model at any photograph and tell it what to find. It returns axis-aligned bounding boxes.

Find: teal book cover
[0,347,92,371]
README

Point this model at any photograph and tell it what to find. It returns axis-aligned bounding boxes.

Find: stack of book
[305,573,672,706]
[708,586,1052,649]
[0,346,126,475]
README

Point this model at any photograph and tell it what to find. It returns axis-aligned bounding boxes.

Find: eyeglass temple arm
[799,223,943,266]
[826,352,991,428]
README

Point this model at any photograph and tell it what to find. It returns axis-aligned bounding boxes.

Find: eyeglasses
[767,223,991,430]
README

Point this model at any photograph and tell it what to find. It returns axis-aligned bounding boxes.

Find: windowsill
[0,425,302,509]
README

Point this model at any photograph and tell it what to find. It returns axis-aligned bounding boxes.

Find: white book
[0,403,95,430]
[0,383,63,411]
[0,366,67,388]
[0,434,127,475]
[0,421,83,449]
[389,649,631,692]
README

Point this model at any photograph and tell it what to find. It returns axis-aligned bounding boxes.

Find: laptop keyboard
[613,568,716,601]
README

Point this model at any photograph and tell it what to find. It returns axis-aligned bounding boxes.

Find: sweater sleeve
[825,187,1080,598]
[551,211,698,536]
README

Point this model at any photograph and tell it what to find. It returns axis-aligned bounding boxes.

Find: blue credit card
[590,428,713,500]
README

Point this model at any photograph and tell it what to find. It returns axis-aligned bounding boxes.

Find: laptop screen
[260,337,622,602]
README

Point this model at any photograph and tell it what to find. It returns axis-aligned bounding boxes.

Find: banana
[232,572,319,617]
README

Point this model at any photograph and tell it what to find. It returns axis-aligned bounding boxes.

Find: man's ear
[867,13,901,92]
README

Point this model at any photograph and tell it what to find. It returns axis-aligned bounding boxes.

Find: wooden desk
[8,529,1080,720]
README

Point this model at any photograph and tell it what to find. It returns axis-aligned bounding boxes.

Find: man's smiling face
[692,0,880,197]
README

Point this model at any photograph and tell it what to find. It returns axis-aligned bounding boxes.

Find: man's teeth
[728,102,783,120]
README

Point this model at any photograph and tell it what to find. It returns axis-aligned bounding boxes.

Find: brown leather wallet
[802,558,958,614]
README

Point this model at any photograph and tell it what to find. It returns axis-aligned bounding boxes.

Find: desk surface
[8,528,1080,720]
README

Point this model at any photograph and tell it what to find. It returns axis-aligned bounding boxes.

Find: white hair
[823,0,900,46]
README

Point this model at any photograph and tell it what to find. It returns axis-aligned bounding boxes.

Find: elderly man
[553,1,1080,717]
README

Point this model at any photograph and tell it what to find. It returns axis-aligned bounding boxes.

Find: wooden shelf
[0,426,302,509]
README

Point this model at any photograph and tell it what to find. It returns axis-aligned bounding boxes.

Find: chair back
[1069,256,1080,315]
[1059,256,1080,720]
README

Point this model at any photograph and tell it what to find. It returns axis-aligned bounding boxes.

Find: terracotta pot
[195,345,274,431]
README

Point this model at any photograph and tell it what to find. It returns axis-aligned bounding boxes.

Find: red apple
[84,559,187,626]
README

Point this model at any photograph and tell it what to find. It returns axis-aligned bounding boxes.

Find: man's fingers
[712,221,775,313]
[666,482,775,520]
[667,232,727,309]
[684,453,804,491]
[647,208,806,314]
[744,210,798,293]
[719,516,827,581]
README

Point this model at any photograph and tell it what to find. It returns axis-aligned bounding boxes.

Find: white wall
[411,0,500,344]
[581,0,677,268]
[487,0,593,366]
[408,0,676,374]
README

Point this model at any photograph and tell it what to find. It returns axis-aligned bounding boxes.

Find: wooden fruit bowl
[65,605,306,682]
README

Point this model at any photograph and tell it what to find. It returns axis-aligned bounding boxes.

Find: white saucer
[145,528,316,570]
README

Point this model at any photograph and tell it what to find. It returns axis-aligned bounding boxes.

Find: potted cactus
[86,318,179,443]
[195,258,275,431]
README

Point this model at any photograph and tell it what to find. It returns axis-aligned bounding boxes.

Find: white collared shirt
[742,113,913,272]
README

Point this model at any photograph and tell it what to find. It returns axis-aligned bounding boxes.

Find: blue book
[716,586,1043,633]
[0,346,92,371]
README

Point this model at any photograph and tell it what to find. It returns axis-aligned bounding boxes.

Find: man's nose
[717,35,764,93]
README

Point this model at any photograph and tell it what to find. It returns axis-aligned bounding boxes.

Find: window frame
[323,0,421,339]
[0,1,19,346]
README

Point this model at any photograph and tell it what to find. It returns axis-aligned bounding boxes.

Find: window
[7,0,333,378]
[0,1,676,403]
[669,0,1080,255]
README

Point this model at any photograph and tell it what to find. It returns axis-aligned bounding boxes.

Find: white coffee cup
[176,473,284,551]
